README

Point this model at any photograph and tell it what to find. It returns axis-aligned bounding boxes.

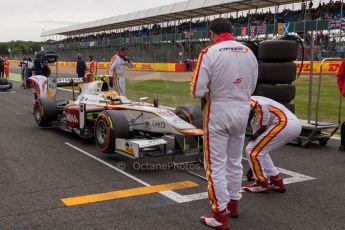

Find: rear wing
[56,78,83,86]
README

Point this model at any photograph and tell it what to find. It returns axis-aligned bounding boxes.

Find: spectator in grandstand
[85,56,95,82]
[4,57,10,78]
[108,47,133,96]
[0,57,4,77]
[191,18,258,230]
[76,54,87,80]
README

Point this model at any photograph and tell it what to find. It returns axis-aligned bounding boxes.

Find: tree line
[0,41,45,55]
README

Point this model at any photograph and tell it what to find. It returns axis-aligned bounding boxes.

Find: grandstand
[42,0,345,63]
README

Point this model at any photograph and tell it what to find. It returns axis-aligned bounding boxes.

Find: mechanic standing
[190,18,258,230]
[337,58,345,151]
[108,47,133,96]
[4,57,10,78]
[0,57,4,77]
[242,96,302,193]
[85,56,95,82]
[76,54,87,81]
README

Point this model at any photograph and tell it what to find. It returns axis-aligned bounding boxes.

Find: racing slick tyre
[258,62,296,84]
[240,41,259,58]
[258,40,298,62]
[254,84,296,102]
[33,97,58,127]
[95,110,130,153]
[0,77,8,85]
[175,104,203,129]
[281,102,295,114]
[0,78,11,90]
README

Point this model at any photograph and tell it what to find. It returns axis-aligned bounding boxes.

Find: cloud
[0,0,185,42]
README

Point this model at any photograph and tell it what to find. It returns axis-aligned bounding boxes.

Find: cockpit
[75,80,131,105]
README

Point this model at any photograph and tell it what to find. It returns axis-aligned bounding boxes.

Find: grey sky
[0,0,184,42]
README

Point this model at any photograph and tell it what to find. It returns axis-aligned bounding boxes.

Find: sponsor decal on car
[158,111,175,117]
[152,120,166,128]
[124,143,135,155]
[65,113,79,124]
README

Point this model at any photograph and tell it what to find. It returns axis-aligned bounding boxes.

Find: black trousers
[0,69,4,77]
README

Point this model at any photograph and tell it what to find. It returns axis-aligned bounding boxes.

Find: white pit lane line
[0,90,15,94]
[65,142,316,203]
[65,142,189,203]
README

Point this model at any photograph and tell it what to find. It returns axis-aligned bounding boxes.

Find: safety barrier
[9,60,343,74]
[58,62,186,72]
[296,61,341,74]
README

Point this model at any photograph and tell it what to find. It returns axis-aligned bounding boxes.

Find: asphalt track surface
[1,81,345,230]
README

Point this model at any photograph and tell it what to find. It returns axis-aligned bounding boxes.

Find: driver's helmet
[103,91,120,105]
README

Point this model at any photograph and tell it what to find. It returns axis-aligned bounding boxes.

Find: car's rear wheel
[95,110,130,153]
[33,97,58,127]
[175,104,203,129]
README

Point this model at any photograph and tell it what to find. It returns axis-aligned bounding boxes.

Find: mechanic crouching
[190,18,258,230]
[243,96,302,193]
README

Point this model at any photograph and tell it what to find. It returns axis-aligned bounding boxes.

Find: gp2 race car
[0,77,13,91]
[32,79,203,159]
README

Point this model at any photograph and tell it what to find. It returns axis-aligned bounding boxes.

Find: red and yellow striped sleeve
[190,48,210,98]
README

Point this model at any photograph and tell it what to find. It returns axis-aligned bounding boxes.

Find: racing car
[0,77,13,91]
[32,79,203,159]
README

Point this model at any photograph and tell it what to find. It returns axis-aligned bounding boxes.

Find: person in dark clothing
[76,54,87,80]
[33,55,45,76]
[0,57,4,77]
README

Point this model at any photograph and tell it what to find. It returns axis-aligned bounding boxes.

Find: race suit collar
[117,52,125,58]
[216,33,235,42]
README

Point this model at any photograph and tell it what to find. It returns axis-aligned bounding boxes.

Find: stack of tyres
[254,40,299,113]
[240,41,259,58]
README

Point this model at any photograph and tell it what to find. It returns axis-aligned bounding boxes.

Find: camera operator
[33,54,51,77]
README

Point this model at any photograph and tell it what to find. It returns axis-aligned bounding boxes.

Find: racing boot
[200,209,230,230]
[269,175,286,193]
[242,180,269,193]
[226,200,239,218]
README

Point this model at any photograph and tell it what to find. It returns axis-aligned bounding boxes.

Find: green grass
[295,75,342,123]
[10,73,344,124]
[128,76,344,124]
[9,73,21,81]
[126,80,199,106]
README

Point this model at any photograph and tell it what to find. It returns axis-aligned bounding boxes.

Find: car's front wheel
[94,110,129,153]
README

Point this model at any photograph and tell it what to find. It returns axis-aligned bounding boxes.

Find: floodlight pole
[303,0,307,43]
[341,0,344,46]
[273,4,279,35]
[307,32,315,123]
[247,9,251,38]
[190,17,192,59]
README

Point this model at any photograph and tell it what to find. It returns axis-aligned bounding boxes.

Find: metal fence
[43,19,343,62]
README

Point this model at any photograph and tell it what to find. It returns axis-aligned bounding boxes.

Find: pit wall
[8,60,343,74]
